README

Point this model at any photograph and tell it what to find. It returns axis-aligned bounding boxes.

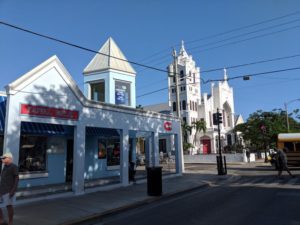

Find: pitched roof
[83,37,136,75]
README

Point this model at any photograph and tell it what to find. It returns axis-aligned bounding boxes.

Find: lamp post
[284,98,300,132]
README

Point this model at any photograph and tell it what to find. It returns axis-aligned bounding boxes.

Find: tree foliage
[234,109,300,150]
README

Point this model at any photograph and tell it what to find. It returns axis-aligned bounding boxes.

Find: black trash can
[147,166,162,196]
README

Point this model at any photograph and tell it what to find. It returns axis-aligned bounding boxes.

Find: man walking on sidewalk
[277,147,295,179]
[0,152,19,225]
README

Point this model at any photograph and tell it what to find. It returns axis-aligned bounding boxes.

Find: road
[93,162,300,225]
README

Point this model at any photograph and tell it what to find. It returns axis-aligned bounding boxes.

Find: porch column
[72,124,86,195]
[145,136,151,167]
[3,95,21,165]
[131,138,137,163]
[151,132,160,166]
[175,133,184,174]
[120,128,129,186]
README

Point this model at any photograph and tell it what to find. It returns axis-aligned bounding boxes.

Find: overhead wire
[0,20,169,74]
[137,67,300,98]
[138,10,300,64]
[137,23,300,71]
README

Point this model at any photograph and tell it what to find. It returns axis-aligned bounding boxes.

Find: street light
[284,98,300,132]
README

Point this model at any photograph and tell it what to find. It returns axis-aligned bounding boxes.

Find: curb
[60,183,209,225]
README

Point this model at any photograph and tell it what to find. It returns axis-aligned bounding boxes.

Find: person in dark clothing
[277,147,295,179]
[246,150,250,163]
[0,152,19,225]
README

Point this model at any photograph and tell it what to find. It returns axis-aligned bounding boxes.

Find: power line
[138,23,300,71]
[137,67,300,98]
[0,20,170,74]
[137,53,300,91]
[192,25,300,55]
[188,18,300,52]
[201,54,300,73]
[205,67,300,83]
[138,10,300,64]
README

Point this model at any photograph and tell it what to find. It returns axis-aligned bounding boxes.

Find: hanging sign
[20,104,79,120]
[164,121,172,131]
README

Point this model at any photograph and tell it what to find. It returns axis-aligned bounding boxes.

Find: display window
[115,80,130,106]
[90,81,105,102]
[19,136,47,173]
[98,138,120,169]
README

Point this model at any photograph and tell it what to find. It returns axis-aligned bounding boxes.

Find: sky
[0,0,299,120]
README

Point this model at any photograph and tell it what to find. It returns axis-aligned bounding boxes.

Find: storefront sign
[164,121,172,131]
[20,104,79,120]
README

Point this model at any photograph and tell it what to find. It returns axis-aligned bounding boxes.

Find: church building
[145,41,243,154]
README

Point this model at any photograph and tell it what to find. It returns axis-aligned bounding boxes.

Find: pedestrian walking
[246,149,250,163]
[276,147,295,179]
[0,152,19,225]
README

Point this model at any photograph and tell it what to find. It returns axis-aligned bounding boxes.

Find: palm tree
[181,122,193,144]
[192,120,207,147]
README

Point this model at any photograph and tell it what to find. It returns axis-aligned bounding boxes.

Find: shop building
[1,38,183,195]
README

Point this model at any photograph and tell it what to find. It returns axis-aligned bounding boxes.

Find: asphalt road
[93,163,300,225]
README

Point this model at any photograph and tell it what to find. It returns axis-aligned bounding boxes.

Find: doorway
[201,139,211,154]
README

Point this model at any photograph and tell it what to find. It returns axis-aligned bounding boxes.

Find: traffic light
[213,112,222,125]
[217,112,222,124]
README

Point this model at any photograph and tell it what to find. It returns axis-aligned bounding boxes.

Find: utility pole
[172,49,181,118]
[284,99,300,133]
[284,102,290,133]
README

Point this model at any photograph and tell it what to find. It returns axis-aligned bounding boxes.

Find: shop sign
[164,121,172,131]
[20,104,79,120]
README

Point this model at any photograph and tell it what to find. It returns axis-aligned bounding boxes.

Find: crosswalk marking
[228,176,300,188]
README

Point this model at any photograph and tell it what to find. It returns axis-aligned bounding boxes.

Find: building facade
[1,38,183,195]
[145,41,242,154]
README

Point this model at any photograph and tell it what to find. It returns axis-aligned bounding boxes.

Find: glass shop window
[90,81,105,102]
[19,136,47,173]
[115,80,131,106]
[106,138,120,167]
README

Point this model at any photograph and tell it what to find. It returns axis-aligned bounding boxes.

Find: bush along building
[145,41,243,155]
[0,37,183,195]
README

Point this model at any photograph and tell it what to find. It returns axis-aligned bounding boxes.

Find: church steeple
[179,40,188,57]
[223,68,228,81]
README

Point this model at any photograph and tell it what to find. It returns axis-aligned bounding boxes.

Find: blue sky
[0,0,299,120]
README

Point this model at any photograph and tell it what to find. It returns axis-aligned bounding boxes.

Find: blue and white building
[0,38,183,195]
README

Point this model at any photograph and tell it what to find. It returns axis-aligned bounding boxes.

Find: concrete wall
[184,153,244,163]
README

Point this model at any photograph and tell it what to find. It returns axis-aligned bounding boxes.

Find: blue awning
[0,96,7,134]
[21,122,70,135]
[86,127,120,137]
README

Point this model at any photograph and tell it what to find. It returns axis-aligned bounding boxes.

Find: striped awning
[86,127,120,137]
[21,122,68,135]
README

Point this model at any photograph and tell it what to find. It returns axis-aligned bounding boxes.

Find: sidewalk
[11,172,225,225]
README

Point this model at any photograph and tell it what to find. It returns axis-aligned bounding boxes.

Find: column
[151,132,160,166]
[72,124,86,195]
[120,128,129,186]
[175,133,184,174]
[131,138,137,163]
[3,95,21,165]
[145,136,151,167]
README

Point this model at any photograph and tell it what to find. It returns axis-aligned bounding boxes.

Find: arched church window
[173,102,176,112]
[182,100,186,110]
[180,70,184,81]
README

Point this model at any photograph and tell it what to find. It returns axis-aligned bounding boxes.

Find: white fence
[184,153,256,163]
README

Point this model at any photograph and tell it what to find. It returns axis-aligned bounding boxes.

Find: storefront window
[115,80,131,106]
[19,136,47,173]
[98,140,107,159]
[90,81,105,102]
[98,138,120,168]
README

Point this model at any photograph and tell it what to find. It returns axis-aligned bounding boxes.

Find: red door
[201,139,211,154]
